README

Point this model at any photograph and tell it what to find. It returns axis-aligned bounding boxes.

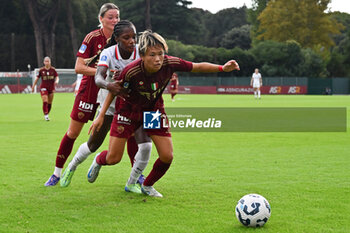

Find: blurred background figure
[31,56,59,121]
[250,68,262,99]
[169,72,179,102]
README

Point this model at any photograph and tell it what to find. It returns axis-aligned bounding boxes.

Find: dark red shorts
[70,95,99,123]
[110,108,171,138]
[40,87,54,96]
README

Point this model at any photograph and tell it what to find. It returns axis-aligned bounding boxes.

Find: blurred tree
[328,12,350,77]
[205,7,248,47]
[23,0,61,66]
[220,25,251,50]
[247,0,268,44]
[65,0,78,61]
[327,50,346,77]
[117,0,145,30]
[257,0,343,49]
[145,0,151,29]
[330,12,350,47]
[251,40,305,76]
[151,0,204,44]
[300,48,328,77]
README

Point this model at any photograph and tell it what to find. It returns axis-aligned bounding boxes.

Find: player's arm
[95,66,109,89]
[95,66,121,96]
[260,75,262,86]
[89,92,115,135]
[75,57,97,77]
[55,75,59,85]
[71,81,77,88]
[191,60,239,73]
[250,76,253,86]
[31,76,39,92]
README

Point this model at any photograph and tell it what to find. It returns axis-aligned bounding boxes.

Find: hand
[107,81,123,96]
[107,81,129,98]
[112,70,121,80]
[223,60,240,72]
[89,116,104,135]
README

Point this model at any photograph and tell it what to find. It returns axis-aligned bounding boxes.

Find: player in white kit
[250,68,262,99]
[60,21,151,193]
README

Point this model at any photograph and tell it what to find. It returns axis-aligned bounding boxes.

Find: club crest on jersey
[117,125,124,133]
[101,55,107,61]
[151,82,158,90]
[139,81,144,86]
[78,112,85,119]
[79,44,87,54]
[123,82,129,88]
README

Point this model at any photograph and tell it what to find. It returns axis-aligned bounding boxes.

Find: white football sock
[127,142,152,185]
[258,90,261,98]
[68,142,92,171]
[54,167,62,177]
[254,91,257,98]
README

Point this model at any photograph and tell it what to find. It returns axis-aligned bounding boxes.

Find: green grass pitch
[0,93,349,232]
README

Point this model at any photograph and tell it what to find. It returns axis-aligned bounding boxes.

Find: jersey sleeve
[167,56,193,72]
[97,49,110,68]
[76,34,94,59]
[37,68,42,78]
[53,69,58,77]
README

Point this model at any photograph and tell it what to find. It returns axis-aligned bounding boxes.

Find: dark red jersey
[76,28,108,103]
[117,55,192,111]
[170,75,178,90]
[38,67,58,91]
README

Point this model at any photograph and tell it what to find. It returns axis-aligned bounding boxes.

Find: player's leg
[253,87,257,99]
[40,92,49,120]
[47,92,54,113]
[126,136,138,167]
[257,87,261,99]
[172,90,177,102]
[68,115,113,170]
[141,135,173,198]
[87,136,127,183]
[61,115,113,187]
[126,136,148,186]
[125,127,152,193]
[45,119,84,186]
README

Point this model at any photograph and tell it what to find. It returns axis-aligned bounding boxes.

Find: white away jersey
[97,44,139,115]
[252,72,262,87]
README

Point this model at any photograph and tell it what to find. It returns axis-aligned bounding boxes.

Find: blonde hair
[138,30,168,56]
[98,3,119,28]
[43,56,51,62]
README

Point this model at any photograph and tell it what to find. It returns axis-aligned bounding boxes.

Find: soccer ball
[235,193,271,227]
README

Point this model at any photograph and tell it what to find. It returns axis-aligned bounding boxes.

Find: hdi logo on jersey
[143,110,162,129]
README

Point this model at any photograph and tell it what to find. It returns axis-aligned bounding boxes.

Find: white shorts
[253,82,260,88]
[97,88,116,116]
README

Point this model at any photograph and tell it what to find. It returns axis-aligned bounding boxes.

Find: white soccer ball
[235,193,271,227]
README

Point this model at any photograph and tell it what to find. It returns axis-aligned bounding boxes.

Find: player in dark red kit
[44,3,124,186]
[169,72,179,102]
[87,30,240,197]
[59,20,149,191]
[32,56,59,121]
